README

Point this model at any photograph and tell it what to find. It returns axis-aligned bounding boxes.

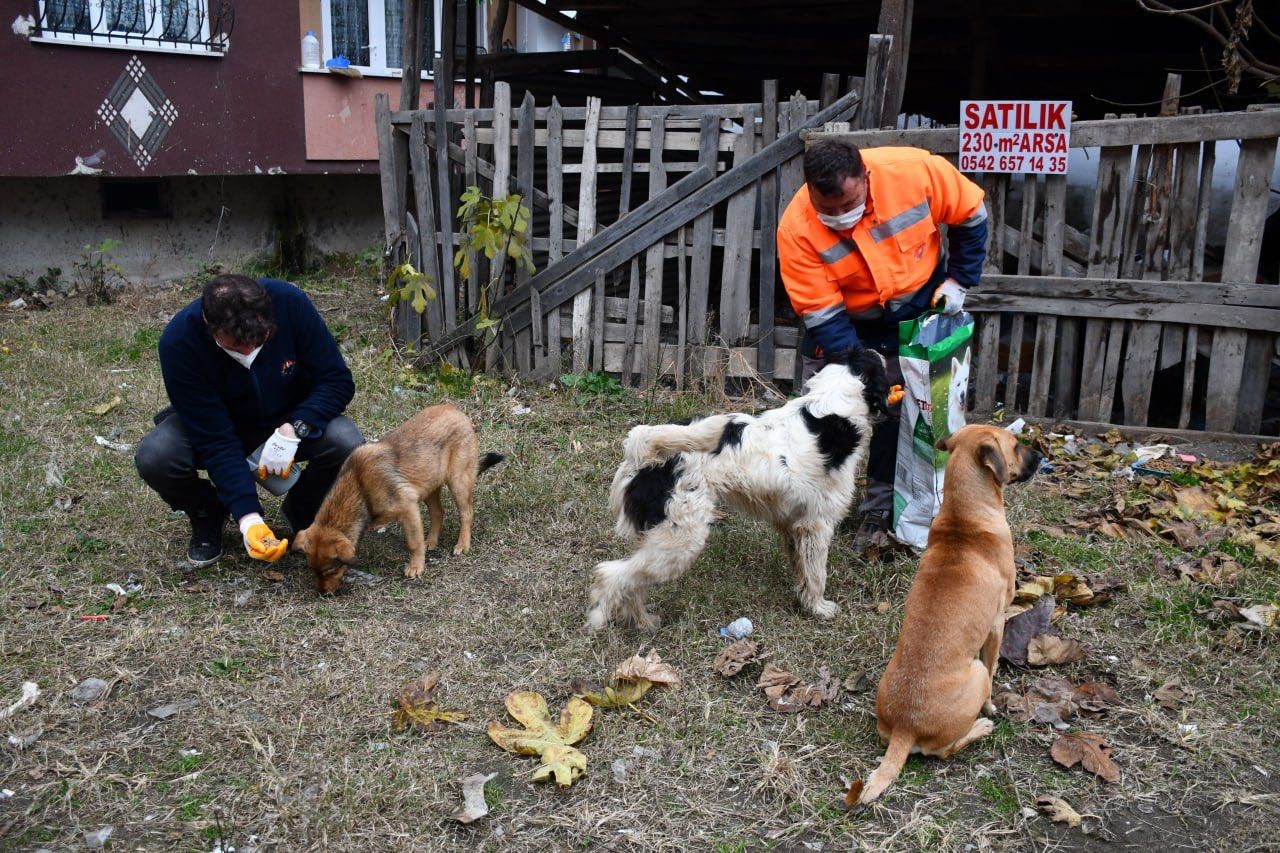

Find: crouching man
[135,274,363,566]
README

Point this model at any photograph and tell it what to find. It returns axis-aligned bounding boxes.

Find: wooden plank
[1159,139,1201,369]
[974,312,1001,413]
[1206,328,1247,431]
[514,91,536,374]
[1016,174,1037,276]
[470,126,740,152]
[969,413,1275,446]
[641,111,669,387]
[1086,144,1133,279]
[1178,325,1198,430]
[398,210,424,349]
[676,225,688,392]
[999,224,1086,277]
[1041,175,1067,275]
[408,115,443,345]
[858,33,892,130]
[1006,313,1025,412]
[1191,138,1215,282]
[965,293,1279,331]
[778,92,807,219]
[1211,134,1277,432]
[599,341,797,384]
[374,94,402,246]
[1076,320,1107,421]
[618,104,642,385]
[1121,321,1161,425]
[983,174,1008,275]
[1094,320,1127,423]
[1028,315,1056,418]
[1053,317,1080,418]
[544,98,564,371]
[686,113,720,349]
[757,79,780,380]
[719,105,758,345]
[433,60,458,339]
[819,72,840,110]
[811,107,1280,152]
[1119,142,1153,280]
[978,274,1280,308]
[484,81,511,369]
[571,96,602,373]
[463,113,479,315]
[592,271,606,373]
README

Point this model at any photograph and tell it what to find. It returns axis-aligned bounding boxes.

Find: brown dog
[849,424,1041,806]
[293,403,503,594]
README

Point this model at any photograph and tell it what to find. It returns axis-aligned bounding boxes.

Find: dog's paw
[632,609,662,632]
[972,717,995,738]
[808,598,840,619]
[452,542,470,556]
[983,700,997,716]
[584,608,608,634]
[403,562,425,579]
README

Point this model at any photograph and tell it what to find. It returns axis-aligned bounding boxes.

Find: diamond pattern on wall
[97,55,179,170]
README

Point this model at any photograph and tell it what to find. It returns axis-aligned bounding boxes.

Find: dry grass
[1,262,1277,851]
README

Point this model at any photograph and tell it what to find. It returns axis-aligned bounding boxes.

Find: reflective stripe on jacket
[777,147,987,331]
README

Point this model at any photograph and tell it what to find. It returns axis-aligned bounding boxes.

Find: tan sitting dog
[848,424,1041,807]
[293,403,503,594]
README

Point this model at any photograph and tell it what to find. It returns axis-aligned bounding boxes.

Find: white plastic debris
[83,826,114,849]
[1131,444,1173,465]
[1005,417,1027,435]
[719,617,754,639]
[611,758,628,783]
[0,681,40,720]
[94,435,133,452]
[511,405,532,416]
[69,678,109,703]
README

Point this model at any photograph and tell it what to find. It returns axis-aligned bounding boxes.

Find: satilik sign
[958,100,1072,175]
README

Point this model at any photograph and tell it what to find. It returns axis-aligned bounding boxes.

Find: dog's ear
[337,536,357,565]
[846,348,890,416]
[292,527,310,551]
[951,356,960,375]
[935,433,956,452]
[978,440,1008,483]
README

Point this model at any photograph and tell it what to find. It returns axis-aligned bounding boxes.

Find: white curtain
[384,0,435,70]
[329,0,371,65]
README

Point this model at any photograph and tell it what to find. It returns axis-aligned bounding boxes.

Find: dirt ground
[1,264,1277,852]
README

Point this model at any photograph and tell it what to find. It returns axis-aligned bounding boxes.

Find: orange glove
[888,384,905,406]
[238,513,288,562]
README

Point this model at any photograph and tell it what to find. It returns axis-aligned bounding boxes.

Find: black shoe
[186,507,226,567]
[851,509,891,556]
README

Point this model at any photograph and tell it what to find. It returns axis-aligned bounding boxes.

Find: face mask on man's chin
[817,204,865,231]
[218,343,263,369]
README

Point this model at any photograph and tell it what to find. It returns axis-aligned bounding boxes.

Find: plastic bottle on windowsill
[301,30,321,69]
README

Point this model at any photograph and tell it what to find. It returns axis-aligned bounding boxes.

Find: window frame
[317,0,485,79]
[33,0,225,56]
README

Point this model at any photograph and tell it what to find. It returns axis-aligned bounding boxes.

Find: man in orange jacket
[777,140,988,553]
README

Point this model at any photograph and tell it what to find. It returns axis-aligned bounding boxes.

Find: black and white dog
[586,350,889,632]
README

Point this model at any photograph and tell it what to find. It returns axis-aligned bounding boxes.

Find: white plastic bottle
[301,30,321,69]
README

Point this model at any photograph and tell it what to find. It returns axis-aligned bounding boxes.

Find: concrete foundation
[0,174,385,286]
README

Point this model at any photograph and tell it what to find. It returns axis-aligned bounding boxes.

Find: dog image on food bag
[848,424,1041,807]
[293,403,503,593]
[586,349,889,632]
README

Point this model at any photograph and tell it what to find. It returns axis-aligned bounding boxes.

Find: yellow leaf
[570,678,654,708]
[1035,794,1083,828]
[390,671,466,733]
[487,691,593,788]
[1013,576,1057,605]
[86,395,122,416]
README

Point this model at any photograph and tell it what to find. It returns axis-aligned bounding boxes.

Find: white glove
[258,428,300,478]
[931,278,967,315]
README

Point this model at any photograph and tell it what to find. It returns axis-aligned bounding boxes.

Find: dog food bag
[892,310,974,549]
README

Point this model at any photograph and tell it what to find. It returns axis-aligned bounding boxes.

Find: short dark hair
[803,140,866,196]
[201,275,275,346]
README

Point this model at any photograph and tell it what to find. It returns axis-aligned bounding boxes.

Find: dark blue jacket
[158,278,355,520]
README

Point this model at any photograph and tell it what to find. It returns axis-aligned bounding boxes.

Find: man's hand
[257,427,300,479]
[239,513,288,562]
[931,278,967,315]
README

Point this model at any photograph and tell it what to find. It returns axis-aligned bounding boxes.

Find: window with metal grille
[36,1,233,54]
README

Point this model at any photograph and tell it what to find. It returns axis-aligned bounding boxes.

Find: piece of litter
[54,496,75,511]
[1177,723,1198,736]
[341,568,384,587]
[94,435,133,452]
[719,616,754,639]
[233,590,252,607]
[8,724,42,749]
[1177,453,1197,463]
[451,771,498,824]
[83,826,114,849]
[0,789,13,799]
[1005,417,1026,435]
[631,745,660,760]
[370,741,389,751]
[69,678,110,703]
[80,614,109,622]
[511,405,532,415]
[44,459,64,488]
[8,298,27,309]
[180,749,203,758]
[147,699,197,720]
[0,682,40,721]
[612,758,628,783]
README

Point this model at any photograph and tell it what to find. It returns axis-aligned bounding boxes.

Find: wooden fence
[377,58,1279,435]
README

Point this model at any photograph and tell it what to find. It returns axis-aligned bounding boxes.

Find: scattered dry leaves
[1153,677,1190,710]
[1050,731,1120,782]
[756,663,841,713]
[487,691,593,787]
[390,672,466,733]
[613,650,681,688]
[713,639,763,677]
[1027,634,1086,666]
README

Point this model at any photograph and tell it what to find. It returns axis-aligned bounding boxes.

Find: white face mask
[218,343,263,370]
[817,204,864,231]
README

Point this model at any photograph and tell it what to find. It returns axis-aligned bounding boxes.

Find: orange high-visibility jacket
[777,147,987,330]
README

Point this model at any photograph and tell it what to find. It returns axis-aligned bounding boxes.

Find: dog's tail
[621,415,737,468]
[478,452,505,474]
[848,729,915,807]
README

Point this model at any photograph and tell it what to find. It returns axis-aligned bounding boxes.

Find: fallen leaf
[1001,595,1056,666]
[487,691,593,787]
[756,663,839,713]
[450,771,498,824]
[613,650,681,688]
[757,663,801,700]
[1028,635,1086,666]
[1153,678,1189,710]
[843,778,864,809]
[813,666,841,703]
[843,672,871,694]
[713,638,763,677]
[569,677,653,708]
[1050,731,1120,782]
[1075,682,1121,714]
[1035,794,1082,828]
[1158,519,1205,549]
[262,570,286,583]
[1238,603,1279,629]
[390,672,466,733]
[86,395,122,416]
